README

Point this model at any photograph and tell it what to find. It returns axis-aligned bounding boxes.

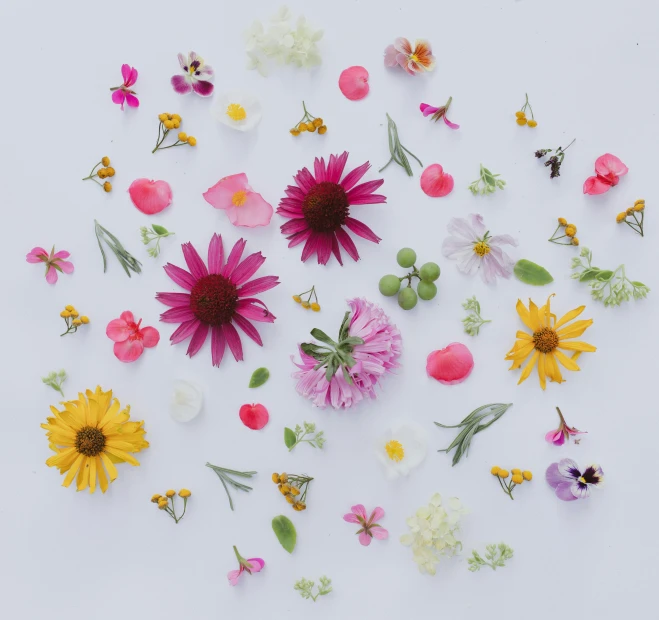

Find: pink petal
[370,526,388,540]
[237,276,280,297]
[420,103,440,117]
[227,569,242,586]
[393,37,412,55]
[583,175,612,195]
[211,325,226,367]
[384,44,399,67]
[443,116,459,129]
[235,299,276,323]
[286,228,313,248]
[45,266,58,284]
[594,153,628,178]
[182,242,209,280]
[223,239,246,278]
[420,164,454,197]
[344,218,381,243]
[369,507,385,523]
[340,161,370,191]
[117,311,134,323]
[127,67,138,87]
[53,250,70,259]
[202,174,248,210]
[545,462,566,489]
[164,263,197,291]
[192,80,214,97]
[339,66,370,101]
[171,75,193,95]
[57,260,74,274]
[177,53,187,70]
[239,403,269,430]
[350,504,368,520]
[335,227,360,262]
[545,429,565,445]
[156,292,192,308]
[343,513,361,524]
[186,322,209,357]
[106,318,130,342]
[111,90,126,108]
[346,179,385,202]
[26,247,48,263]
[113,338,144,363]
[314,157,327,183]
[208,234,224,275]
[244,558,265,573]
[121,64,132,84]
[316,232,333,265]
[229,193,273,228]
[129,179,173,215]
[426,343,474,385]
[125,92,139,108]
[281,219,310,235]
[330,233,343,266]
[358,531,372,546]
[160,306,196,323]
[140,326,160,348]
[223,323,244,361]
[555,482,579,501]
[170,319,200,344]
[233,314,263,346]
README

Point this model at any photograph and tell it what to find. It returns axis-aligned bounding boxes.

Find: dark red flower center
[190,274,238,326]
[302,182,350,232]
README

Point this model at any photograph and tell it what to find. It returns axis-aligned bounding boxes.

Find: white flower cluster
[399,493,467,575]
[244,6,323,76]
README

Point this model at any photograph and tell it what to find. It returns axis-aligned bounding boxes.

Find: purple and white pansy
[546,458,604,501]
[171,51,214,97]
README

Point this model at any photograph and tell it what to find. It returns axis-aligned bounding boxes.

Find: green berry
[417,280,437,301]
[379,274,401,297]
[419,262,441,282]
[396,248,417,268]
[398,287,418,310]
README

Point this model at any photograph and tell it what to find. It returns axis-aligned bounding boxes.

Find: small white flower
[170,380,203,422]
[375,421,427,479]
[212,91,262,132]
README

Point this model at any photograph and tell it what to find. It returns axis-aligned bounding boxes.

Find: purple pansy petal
[570,480,591,500]
[545,462,566,489]
[555,482,579,501]
[557,458,582,481]
[192,80,214,97]
[171,74,193,94]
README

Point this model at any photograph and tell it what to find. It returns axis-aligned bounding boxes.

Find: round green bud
[419,262,440,282]
[398,287,418,310]
[379,274,401,297]
[396,248,417,269]
[417,280,437,300]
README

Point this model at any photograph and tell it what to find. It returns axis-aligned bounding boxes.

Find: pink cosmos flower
[583,154,628,195]
[420,99,459,129]
[228,546,264,586]
[343,505,388,546]
[106,311,160,363]
[426,343,474,385]
[203,174,273,228]
[546,459,604,501]
[26,246,74,284]
[277,152,385,266]
[171,51,214,97]
[420,164,454,197]
[156,234,279,367]
[339,66,370,101]
[110,64,139,110]
[384,38,435,75]
[545,407,586,446]
[442,214,518,284]
[292,298,401,409]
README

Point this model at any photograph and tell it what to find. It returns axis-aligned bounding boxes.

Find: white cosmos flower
[213,91,262,132]
[375,421,428,479]
[170,380,203,422]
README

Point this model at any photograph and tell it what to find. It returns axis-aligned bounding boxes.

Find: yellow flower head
[41,386,149,494]
[505,295,596,390]
[151,494,162,503]
[512,474,524,485]
[179,489,191,498]
[272,473,281,483]
[633,201,645,212]
[523,470,533,481]
[558,218,567,226]
[511,468,521,475]
[498,469,510,479]
[490,466,500,476]
[565,224,577,237]
[165,489,176,498]
[571,237,579,246]
[616,212,627,223]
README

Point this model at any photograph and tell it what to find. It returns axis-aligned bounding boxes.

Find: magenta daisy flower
[156,234,279,367]
[277,151,386,265]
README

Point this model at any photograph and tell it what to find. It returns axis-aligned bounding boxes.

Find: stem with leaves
[284,422,325,452]
[42,370,67,397]
[468,543,514,571]
[94,220,142,277]
[462,296,491,336]
[468,164,506,195]
[206,463,256,511]
[379,113,422,176]
[140,224,175,258]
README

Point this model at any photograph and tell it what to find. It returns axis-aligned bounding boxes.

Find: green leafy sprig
[379,113,423,177]
[284,422,325,452]
[462,296,491,336]
[468,543,514,571]
[571,247,650,307]
[140,224,174,258]
[468,164,506,196]
[436,403,513,466]
[206,463,256,511]
[94,220,142,277]
[294,576,332,602]
[42,370,67,397]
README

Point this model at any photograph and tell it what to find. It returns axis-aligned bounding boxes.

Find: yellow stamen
[410,54,419,63]
[226,103,247,121]
[385,440,405,462]
[232,190,248,207]
[473,241,491,257]
[578,476,586,484]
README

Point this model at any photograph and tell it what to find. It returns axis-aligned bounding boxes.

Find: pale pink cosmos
[129,179,173,215]
[420,164,454,197]
[420,100,459,129]
[545,407,586,446]
[228,546,264,586]
[338,66,370,101]
[26,246,74,284]
[106,311,160,362]
[384,38,435,75]
[110,64,139,110]
[442,214,518,284]
[583,154,628,195]
[426,343,474,385]
[203,174,273,228]
[292,298,401,409]
[171,52,214,97]
[343,505,388,546]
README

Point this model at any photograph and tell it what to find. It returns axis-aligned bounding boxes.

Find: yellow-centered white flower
[375,421,427,479]
[213,91,262,132]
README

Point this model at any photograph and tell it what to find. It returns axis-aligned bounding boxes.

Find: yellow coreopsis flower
[505,295,596,389]
[41,386,149,493]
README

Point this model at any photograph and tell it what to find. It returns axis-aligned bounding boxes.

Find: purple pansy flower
[546,458,604,501]
[171,51,214,97]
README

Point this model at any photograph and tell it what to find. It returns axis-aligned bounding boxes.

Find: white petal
[170,380,203,422]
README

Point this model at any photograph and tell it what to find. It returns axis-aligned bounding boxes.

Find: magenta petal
[223,239,247,278]
[211,325,226,367]
[106,318,130,342]
[223,323,244,361]
[182,242,209,280]
[583,175,612,195]
[344,217,381,243]
[420,164,454,198]
[129,179,173,215]
[113,338,145,363]
[232,252,265,286]
[171,75,192,94]
[186,322,209,357]
[111,90,126,109]
[443,116,460,129]
[335,227,360,261]
[420,103,440,117]
[121,64,132,84]
[170,319,200,344]
[239,403,269,430]
[237,276,279,297]
[347,179,385,201]
[192,80,214,97]
[125,92,139,108]
[426,343,474,385]
[545,429,565,445]
[233,314,263,346]
[340,161,370,191]
[207,233,224,275]
[338,66,370,101]
[156,292,192,308]
[164,263,197,291]
[45,266,58,284]
[330,233,343,266]
[327,152,349,184]
[245,558,265,573]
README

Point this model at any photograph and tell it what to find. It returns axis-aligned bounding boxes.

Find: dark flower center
[75,426,106,457]
[190,274,238,326]
[302,182,350,232]
[532,327,559,353]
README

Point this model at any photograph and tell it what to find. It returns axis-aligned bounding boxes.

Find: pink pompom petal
[426,343,474,385]
[420,164,454,197]
[106,319,130,342]
[140,326,160,348]
[339,66,370,101]
[239,403,269,430]
[113,338,145,363]
[129,178,173,215]
[595,153,628,178]
[583,175,612,195]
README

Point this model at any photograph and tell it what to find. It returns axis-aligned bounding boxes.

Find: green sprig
[42,370,67,397]
[294,576,332,602]
[140,224,174,258]
[379,113,422,177]
[468,543,514,571]
[284,422,325,452]
[206,463,256,511]
[462,296,491,336]
[468,164,506,196]
[94,220,142,277]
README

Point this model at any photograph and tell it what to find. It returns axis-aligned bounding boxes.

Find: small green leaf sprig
[468,164,506,196]
[571,247,650,307]
[284,422,325,452]
[468,543,514,571]
[42,370,67,397]
[206,463,256,511]
[140,224,174,258]
[379,113,423,177]
[294,576,332,602]
[462,296,491,336]
[94,220,142,277]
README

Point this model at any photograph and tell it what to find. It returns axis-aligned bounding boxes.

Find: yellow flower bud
[171,114,181,122]
[72,319,82,326]
[272,473,281,483]
[564,224,577,237]
[616,212,627,223]
[105,167,115,177]
[515,111,526,119]
[301,301,311,309]
[158,499,169,510]
[313,118,323,128]
[280,484,291,495]
[290,128,301,136]
[310,303,321,312]
[522,471,533,481]
[516,117,527,126]
[571,237,579,246]
[318,125,327,135]
[558,217,567,226]
[511,468,521,475]
[151,494,162,503]
[98,168,107,179]
[633,203,645,212]
[178,132,187,142]
[285,494,295,504]
[279,473,288,483]
[290,486,300,496]
[80,316,90,324]
[101,156,110,167]
[292,295,302,303]
[158,113,169,122]
[103,181,112,192]
[527,119,538,128]
[164,120,175,130]
[498,469,509,479]
[512,474,523,485]
[178,489,191,498]
[60,311,70,318]
[187,136,197,146]
[65,305,74,311]
[490,466,500,476]
[165,490,176,498]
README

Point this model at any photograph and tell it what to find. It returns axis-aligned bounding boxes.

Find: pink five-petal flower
[583,153,628,195]
[203,173,273,228]
[426,342,474,385]
[339,66,370,101]
[106,310,160,363]
[420,164,454,197]
[26,245,74,284]
[420,99,459,129]
[110,64,139,110]
[129,179,173,215]
[228,546,264,586]
[343,504,388,546]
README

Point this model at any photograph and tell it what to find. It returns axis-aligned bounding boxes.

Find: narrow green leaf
[284,427,297,449]
[249,367,270,388]
[310,328,336,346]
[272,515,297,553]
[151,224,169,235]
[513,259,554,286]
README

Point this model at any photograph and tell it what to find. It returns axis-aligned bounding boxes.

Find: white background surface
[1,1,657,618]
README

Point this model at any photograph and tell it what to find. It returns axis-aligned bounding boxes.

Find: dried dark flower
[534,140,575,179]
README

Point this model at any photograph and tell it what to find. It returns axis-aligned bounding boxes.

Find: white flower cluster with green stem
[294,576,332,602]
[244,6,323,76]
[400,493,467,575]
[468,543,514,571]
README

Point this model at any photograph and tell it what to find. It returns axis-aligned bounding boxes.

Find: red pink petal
[113,338,145,363]
[443,116,460,130]
[426,343,474,385]
[594,153,628,178]
[141,326,160,348]
[26,247,48,262]
[420,103,439,117]
[339,66,370,101]
[358,531,372,546]
[124,92,139,108]
[239,403,269,430]
[583,175,612,195]
[129,179,173,215]
[106,318,130,342]
[45,266,58,284]
[420,164,454,197]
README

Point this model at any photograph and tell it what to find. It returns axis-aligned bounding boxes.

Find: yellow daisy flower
[505,295,596,389]
[41,386,149,493]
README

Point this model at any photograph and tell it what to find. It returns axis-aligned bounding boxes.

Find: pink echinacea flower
[343,504,388,546]
[110,64,139,110]
[26,246,74,284]
[106,311,160,363]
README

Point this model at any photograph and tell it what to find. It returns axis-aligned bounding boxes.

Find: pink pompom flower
[384,38,435,75]
[583,153,628,195]
[110,64,139,110]
[427,343,474,385]
[106,311,160,363]
[545,407,586,446]
[420,97,459,129]
[228,546,264,586]
[129,179,173,215]
[292,298,401,409]
[343,505,388,546]
[171,51,214,97]
[26,246,74,284]
[338,66,370,101]
[203,173,273,228]
[420,164,454,197]
[239,403,269,430]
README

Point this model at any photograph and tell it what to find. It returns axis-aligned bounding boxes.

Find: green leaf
[272,515,297,553]
[339,337,365,347]
[151,224,169,235]
[595,270,614,281]
[310,328,336,346]
[284,427,297,449]
[513,259,554,286]
[579,269,599,282]
[249,367,270,388]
